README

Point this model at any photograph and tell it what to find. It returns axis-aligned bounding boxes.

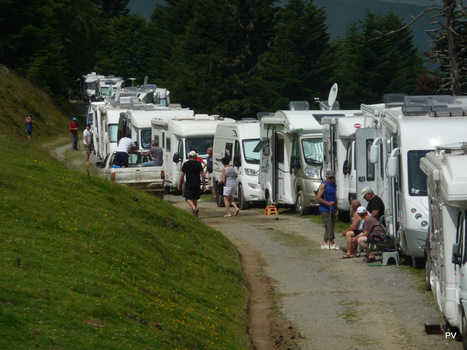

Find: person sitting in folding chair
[340,199,364,259]
[353,206,386,263]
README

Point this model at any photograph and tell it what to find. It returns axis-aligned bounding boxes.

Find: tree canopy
[1,0,454,114]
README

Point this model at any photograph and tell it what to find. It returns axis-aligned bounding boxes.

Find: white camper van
[363,95,467,266]
[258,107,361,215]
[421,142,467,347]
[212,119,263,209]
[152,114,234,191]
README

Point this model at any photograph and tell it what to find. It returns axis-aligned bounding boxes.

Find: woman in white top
[220,157,239,217]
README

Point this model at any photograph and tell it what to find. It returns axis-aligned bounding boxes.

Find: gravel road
[167,195,461,350]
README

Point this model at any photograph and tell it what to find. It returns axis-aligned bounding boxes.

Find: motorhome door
[355,127,380,206]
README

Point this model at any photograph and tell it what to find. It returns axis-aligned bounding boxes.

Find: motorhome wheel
[295,190,308,216]
[238,184,249,210]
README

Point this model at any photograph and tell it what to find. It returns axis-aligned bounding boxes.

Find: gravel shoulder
[168,196,461,350]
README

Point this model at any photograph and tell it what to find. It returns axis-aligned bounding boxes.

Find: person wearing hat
[179,150,206,217]
[69,117,79,150]
[361,187,385,221]
[353,206,386,263]
[340,199,364,259]
[25,113,33,141]
[317,170,339,250]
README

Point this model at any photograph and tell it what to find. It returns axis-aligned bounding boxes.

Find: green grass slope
[0,70,72,141]
[0,136,249,349]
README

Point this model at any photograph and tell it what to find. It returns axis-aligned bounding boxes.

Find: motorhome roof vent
[169,103,182,109]
[384,93,407,107]
[140,84,157,90]
[289,101,310,111]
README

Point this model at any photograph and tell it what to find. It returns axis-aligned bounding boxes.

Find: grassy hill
[0,72,249,348]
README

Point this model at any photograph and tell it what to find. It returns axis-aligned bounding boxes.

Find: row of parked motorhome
[88,85,467,343]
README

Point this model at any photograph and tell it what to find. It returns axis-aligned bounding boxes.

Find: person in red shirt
[70,117,79,150]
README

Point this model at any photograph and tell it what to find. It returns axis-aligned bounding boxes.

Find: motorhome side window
[366,139,375,181]
[177,140,184,160]
[407,150,430,196]
[346,143,353,170]
[276,137,284,163]
[225,143,233,159]
[234,141,241,157]
[456,212,466,261]
[166,137,171,152]
[109,124,118,143]
[141,129,151,149]
[302,138,323,165]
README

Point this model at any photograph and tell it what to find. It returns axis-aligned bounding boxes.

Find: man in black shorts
[178,150,206,217]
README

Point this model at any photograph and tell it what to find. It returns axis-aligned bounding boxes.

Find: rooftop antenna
[129,78,136,87]
[143,76,148,85]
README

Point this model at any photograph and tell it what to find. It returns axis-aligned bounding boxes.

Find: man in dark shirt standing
[179,150,206,217]
[362,187,385,221]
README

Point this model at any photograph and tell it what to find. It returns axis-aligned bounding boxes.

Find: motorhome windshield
[407,150,430,196]
[302,138,324,166]
[141,129,152,149]
[243,139,261,164]
[185,137,214,158]
[109,124,118,143]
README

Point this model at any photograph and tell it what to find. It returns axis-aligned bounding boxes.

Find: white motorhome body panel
[421,145,467,333]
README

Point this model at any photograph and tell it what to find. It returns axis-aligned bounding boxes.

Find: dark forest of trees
[0,0,465,116]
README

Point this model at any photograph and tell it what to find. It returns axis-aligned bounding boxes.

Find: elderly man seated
[353,206,386,263]
[340,199,364,259]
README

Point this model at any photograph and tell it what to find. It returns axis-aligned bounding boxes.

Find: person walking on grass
[317,170,339,250]
[179,150,206,217]
[219,156,239,217]
[25,113,33,141]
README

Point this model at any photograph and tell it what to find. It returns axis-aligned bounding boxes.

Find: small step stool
[381,251,400,265]
[265,205,278,215]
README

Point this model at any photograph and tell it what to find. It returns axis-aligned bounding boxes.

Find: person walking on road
[83,124,92,165]
[25,113,33,141]
[179,150,206,217]
[317,170,339,250]
[69,117,79,150]
[219,156,239,217]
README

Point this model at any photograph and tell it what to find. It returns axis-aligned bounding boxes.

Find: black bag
[217,183,224,196]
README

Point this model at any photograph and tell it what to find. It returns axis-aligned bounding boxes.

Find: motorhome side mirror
[173,152,181,163]
[452,243,462,265]
[233,155,241,167]
[95,161,103,168]
[370,144,379,164]
[342,160,350,175]
[387,156,399,177]
[291,155,301,169]
[262,145,270,156]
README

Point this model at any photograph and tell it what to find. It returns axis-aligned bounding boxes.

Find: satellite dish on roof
[328,83,338,109]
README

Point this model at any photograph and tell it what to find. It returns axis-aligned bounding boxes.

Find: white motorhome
[362,95,467,266]
[96,106,129,159]
[152,114,234,191]
[98,75,125,100]
[258,107,361,215]
[420,142,467,346]
[80,72,105,101]
[321,114,366,214]
[212,119,264,209]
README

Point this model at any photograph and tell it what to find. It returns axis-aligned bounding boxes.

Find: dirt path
[168,196,461,350]
[50,142,461,349]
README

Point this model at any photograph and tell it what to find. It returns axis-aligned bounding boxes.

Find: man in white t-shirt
[83,124,92,165]
[114,133,138,168]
